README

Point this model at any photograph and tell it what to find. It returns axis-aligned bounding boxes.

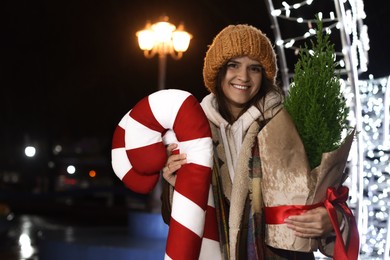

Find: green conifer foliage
[284,18,349,169]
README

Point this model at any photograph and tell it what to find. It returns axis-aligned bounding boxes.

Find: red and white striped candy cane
[111,89,221,260]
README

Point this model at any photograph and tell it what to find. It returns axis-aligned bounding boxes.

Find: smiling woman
[160,23,361,260]
[161,24,289,259]
[202,24,280,125]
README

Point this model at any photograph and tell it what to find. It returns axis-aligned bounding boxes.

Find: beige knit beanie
[203,24,277,93]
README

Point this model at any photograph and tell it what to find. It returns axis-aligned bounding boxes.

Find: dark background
[1,0,389,214]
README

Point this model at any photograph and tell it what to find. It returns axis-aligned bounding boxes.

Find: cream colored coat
[200,92,351,259]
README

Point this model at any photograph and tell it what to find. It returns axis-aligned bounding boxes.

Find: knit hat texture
[203,24,277,93]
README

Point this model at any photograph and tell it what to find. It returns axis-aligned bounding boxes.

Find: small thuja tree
[284,18,349,169]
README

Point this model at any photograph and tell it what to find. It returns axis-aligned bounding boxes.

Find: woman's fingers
[162,144,187,187]
[167,153,187,168]
[166,143,178,154]
[284,207,333,238]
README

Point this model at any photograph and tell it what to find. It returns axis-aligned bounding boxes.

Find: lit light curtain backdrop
[263,0,390,259]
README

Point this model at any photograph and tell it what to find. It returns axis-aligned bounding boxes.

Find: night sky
[2,0,389,171]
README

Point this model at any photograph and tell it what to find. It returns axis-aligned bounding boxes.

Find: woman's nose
[237,68,249,82]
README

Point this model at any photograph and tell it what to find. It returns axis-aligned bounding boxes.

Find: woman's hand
[284,207,334,238]
[162,143,187,187]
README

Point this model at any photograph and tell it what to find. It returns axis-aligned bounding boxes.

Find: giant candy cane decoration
[111,89,221,260]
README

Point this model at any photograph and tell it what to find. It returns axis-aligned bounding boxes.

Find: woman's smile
[231,84,250,90]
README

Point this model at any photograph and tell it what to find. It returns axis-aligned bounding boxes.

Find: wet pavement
[0,211,130,260]
[0,209,167,260]
[0,214,45,260]
[0,185,166,260]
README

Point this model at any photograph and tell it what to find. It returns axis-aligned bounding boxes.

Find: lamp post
[136,16,192,90]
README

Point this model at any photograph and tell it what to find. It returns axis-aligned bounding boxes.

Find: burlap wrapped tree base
[258,108,354,252]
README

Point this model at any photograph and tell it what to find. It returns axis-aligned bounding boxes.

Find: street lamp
[136,16,192,90]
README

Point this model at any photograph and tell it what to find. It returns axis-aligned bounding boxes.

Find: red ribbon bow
[264,186,360,260]
[324,186,360,260]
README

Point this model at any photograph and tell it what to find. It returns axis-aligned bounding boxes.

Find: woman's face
[221,56,263,116]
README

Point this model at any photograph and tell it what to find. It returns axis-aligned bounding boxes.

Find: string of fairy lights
[268,0,369,82]
[264,0,390,259]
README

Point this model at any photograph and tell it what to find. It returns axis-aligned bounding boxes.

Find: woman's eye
[227,62,238,68]
[250,66,262,72]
